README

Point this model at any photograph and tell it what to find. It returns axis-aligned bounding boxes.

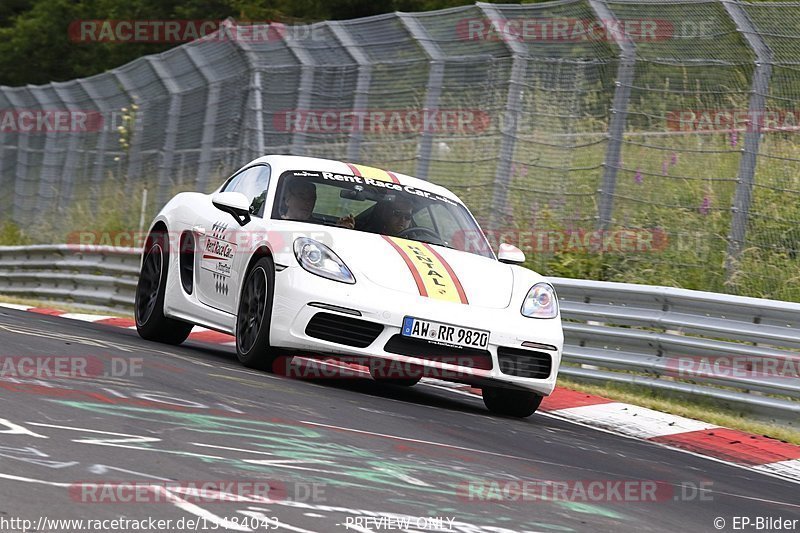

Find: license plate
[401,317,489,349]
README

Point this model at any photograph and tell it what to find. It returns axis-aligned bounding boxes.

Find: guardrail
[1,245,798,424]
[0,245,140,313]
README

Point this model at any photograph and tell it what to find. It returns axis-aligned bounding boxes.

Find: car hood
[328,230,514,309]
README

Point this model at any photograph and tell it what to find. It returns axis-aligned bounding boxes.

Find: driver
[281,179,316,221]
[373,196,414,236]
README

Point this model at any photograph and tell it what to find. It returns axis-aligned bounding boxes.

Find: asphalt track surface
[0,306,798,533]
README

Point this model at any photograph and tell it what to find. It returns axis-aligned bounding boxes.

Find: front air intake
[496,347,552,379]
[305,312,383,348]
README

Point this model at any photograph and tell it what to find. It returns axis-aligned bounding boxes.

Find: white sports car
[135,155,563,417]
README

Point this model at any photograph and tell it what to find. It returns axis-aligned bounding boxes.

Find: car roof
[249,154,463,204]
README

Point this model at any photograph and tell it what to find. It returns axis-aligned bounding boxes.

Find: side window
[222,165,271,217]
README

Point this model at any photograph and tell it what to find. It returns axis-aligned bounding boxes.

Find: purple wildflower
[700,196,710,215]
[635,168,643,184]
[731,131,738,147]
[670,152,678,165]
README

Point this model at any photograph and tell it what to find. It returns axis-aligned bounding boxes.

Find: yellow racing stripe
[384,236,468,304]
[346,163,401,184]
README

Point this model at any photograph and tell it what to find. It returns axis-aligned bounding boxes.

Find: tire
[368,359,422,387]
[235,256,279,370]
[135,231,193,345]
[482,386,543,418]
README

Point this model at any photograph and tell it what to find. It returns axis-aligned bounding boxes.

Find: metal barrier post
[587,0,636,231]
[477,3,528,231]
[722,0,773,280]
[397,13,446,181]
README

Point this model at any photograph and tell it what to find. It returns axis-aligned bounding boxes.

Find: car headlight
[293,237,355,284]
[521,283,558,319]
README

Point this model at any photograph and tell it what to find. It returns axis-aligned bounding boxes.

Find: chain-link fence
[1,0,799,301]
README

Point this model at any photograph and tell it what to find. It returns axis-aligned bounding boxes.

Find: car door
[195,164,271,314]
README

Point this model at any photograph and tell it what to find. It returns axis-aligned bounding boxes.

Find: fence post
[5,88,33,224]
[722,0,773,281]
[227,22,264,161]
[112,71,142,197]
[184,45,222,192]
[587,0,636,231]
[0,88,9,221]
[328,21,373,163]
[51,83,84,211]
[282,27,316,156]
[477,3,528,231]
[146,56,183,209]
[27,86,61,216]
[397,12,445,181]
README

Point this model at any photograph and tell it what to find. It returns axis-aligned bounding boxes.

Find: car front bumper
[269,265,563,396]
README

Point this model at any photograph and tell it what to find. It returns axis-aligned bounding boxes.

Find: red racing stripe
[95,317,137,328]
[28,308,66,316]
[345,163,362,177]
[382,235,428,297]
[385,170,401,184]
[649,427,800,465]
[539,388,616,411]
[421,243,468,304]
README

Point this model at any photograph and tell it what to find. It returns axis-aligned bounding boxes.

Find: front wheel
[135,232,193,345]
[482,386,543,418]
[236,256,279,370]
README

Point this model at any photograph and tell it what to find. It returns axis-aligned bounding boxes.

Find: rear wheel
[482,386,543,418]
[135,231,193,344]
[236,256,279,370]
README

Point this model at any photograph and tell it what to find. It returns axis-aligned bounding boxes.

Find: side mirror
[212,192,251,226]
[498,243,525,264]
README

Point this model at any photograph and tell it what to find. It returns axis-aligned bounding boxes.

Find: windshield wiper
[413,238,454,250]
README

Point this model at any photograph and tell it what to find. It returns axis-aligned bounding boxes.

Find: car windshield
[271,170,494,259]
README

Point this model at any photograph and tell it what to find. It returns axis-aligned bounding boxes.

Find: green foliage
[0,221,32,245]
[0,0,480,87]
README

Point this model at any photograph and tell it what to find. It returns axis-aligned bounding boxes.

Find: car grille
[383,335,493,370]
[497,347,552,379]
[305,312,384,348]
